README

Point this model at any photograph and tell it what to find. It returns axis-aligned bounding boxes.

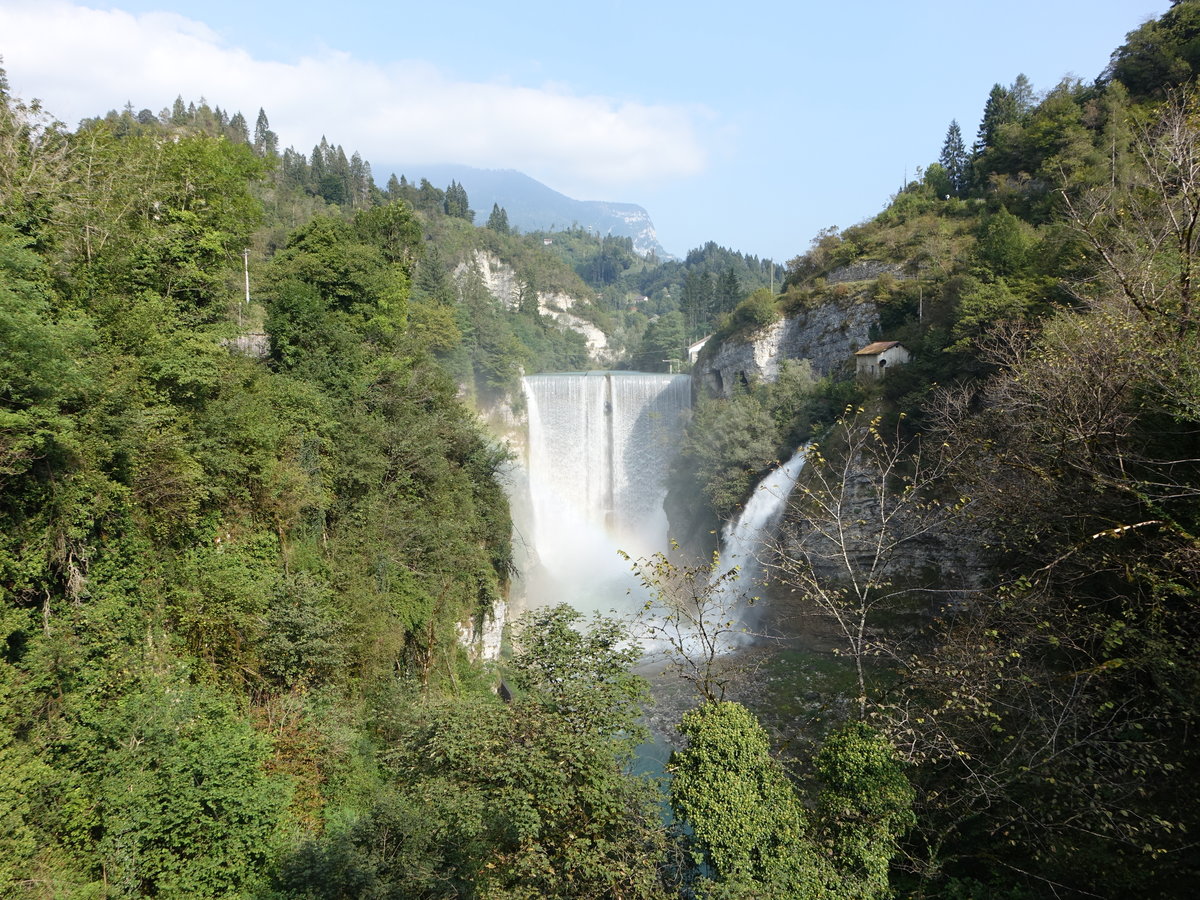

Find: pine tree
[416,178,444,214]
[444,180,473,221]
[486,203,510,234]
[1010,73,1035,113]
[310,143,326,183]
[228,111,249,144]
[939,119,968,196]
[680,271,715,341]
[279,148,309,189]
[715,266,741,317]
[976,84,1019,152]
[253,108,277,157]
[349,152,372,208]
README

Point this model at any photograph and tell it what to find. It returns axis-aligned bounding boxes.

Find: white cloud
[0,1,709,196]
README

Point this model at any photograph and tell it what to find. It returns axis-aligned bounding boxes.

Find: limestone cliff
[695,295,879,396]
[456,250,612,364]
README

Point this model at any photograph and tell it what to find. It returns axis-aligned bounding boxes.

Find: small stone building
[855,340,910,379]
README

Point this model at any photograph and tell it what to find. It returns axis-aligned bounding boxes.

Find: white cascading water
[522,372,691,615]
[716,444,811,591]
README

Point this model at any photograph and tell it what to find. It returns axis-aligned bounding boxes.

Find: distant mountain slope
[387,164,671,258]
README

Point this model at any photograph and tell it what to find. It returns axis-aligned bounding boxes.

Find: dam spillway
[521,371,691,612]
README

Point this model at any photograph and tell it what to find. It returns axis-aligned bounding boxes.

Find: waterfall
[522,371,691,614]
[717,444,810,587]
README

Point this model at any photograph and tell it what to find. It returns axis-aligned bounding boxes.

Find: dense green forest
[664,3,1200,897]
[5,2,1200,897]
[0,52,894,899]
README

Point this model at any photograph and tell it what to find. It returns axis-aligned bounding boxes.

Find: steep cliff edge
[695,293,879,396]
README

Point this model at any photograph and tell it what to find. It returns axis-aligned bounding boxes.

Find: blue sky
[0,1,1169,261]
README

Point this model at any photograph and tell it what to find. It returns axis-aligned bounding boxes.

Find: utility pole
[240,249,250,330]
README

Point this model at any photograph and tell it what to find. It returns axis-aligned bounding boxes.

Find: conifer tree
[976,84,1019,151]
[416,178,443,214]
[939,119,968,196]
[486,202,510,234]
[444,180,473,221]
[228,111,249,144]
[715,266,741,317]
[253,108,277,157]
[1010,72,1035,112]
[681,270,715,340]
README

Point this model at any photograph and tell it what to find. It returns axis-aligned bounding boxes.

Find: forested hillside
[664,3,1200,896]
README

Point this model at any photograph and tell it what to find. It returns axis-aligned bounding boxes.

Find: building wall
[856,344,910,378]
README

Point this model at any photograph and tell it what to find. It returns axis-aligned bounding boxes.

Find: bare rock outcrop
[696,297,878,396]
[456,250,612,364]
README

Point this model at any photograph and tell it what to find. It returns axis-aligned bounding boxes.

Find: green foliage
[634,309,686,371]
[976,83,1020,153]
[68,128,267,313]
[671,703,914,899]
[0,225,88,485]
[671,701,828,895]
[509,604,648,749]
[576,233,637,286]
[814,721,915,896]
[669,360,824,528]
[0,73,72,237]
[443,179,473,222]
[947,274,1026,351]
[10,9,1200,894]
[974,205,1037,277]
[485,201,510,234]
[706,287,781,349]
[260,573,345,688]
[81,676,289,897]
[1107,0,1200,99]
[279,609,671,899]
[939,120,969,196]
[351,202,422,272]
[0,76,525,897]
[897,299,1200,894]
[675,390,781,522]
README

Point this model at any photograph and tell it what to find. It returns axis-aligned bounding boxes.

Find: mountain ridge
[383,163,672,258]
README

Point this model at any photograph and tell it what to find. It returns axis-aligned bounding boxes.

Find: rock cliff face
[456,250,612,364]
[780,450,980,598]
[589,201,665,258]
[696,297,879,396]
